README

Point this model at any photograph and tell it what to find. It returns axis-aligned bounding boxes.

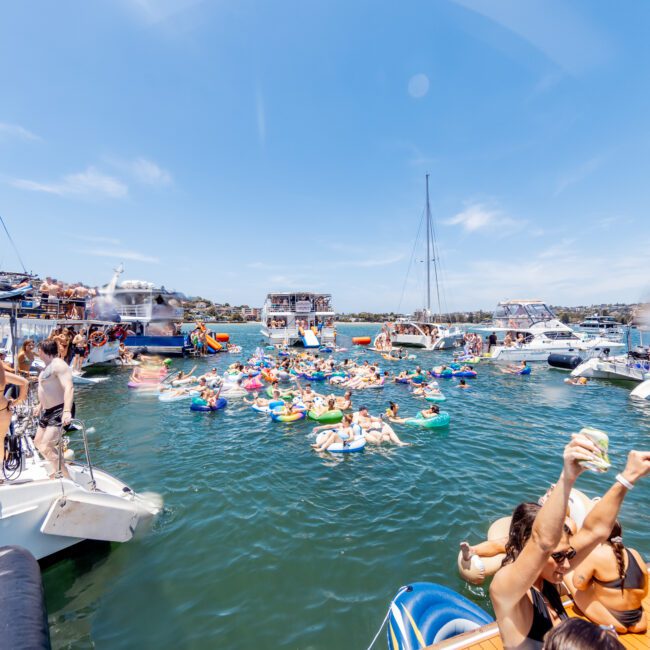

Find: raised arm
[571,450,650,563]
[490,435,596,609]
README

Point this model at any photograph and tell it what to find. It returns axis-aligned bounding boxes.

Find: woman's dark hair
[502,503,542,566]
[38,339,59,357]
[502,502,572,567]
[607,520,626,593]
[543,618,624,649]
[389,401,397,411]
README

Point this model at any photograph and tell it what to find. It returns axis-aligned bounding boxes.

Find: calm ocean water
[41,324,650,649]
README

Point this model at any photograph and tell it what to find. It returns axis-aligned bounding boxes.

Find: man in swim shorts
[35,340,75,478]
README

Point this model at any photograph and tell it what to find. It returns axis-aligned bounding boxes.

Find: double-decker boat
[576,314,625,341]
[94,268,191,356]
[483,300,624,362]
[260,292,336,347]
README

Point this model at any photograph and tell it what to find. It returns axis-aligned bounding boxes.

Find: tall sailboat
[375,174,463,351]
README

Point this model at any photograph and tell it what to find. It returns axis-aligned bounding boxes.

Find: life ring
[352,336,371,345]
[89,331,107,347]
[190,397,227,411]
[270,409,306,423]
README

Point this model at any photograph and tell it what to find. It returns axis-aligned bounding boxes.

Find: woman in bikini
[0,364,28,463]
[568,520,647,633]
[490,436,650,649]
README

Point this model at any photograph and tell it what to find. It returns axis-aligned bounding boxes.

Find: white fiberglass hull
[490,339,623,363]
[390,331,462,351]
[571,356,650,382]
[259,327,335,346]
[0,446,161,560]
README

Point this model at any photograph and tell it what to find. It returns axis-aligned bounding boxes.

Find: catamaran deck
[429,587,650,649]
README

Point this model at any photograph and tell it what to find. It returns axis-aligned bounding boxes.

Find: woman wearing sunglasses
[489,434,650,649]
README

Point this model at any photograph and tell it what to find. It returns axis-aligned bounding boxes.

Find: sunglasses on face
[550,547,577,563]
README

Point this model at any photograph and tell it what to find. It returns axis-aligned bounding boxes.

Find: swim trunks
[38,403,76,429]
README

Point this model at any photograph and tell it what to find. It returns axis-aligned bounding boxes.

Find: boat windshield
[493,302,555,328]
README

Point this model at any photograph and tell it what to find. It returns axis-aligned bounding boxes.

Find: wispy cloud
[88,248,160,264]
[107,156,172,186]
[0,122,40,141]
[10,166,128,199]
[334,254,405,268]
[554,156,603,196]
[122,0,205,24]
[452,0,609,75]
[537,238,575,260]
[445,203,520,234]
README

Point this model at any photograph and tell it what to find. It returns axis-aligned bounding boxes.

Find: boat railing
[64,419,96,490]
[117,304,152,319]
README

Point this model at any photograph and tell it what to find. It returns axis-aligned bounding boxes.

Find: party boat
[260,292,336,347]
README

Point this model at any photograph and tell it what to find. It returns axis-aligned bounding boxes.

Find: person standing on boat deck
[488,332,498,352]
[35,340,75,479]
[71,328,88,372]
[489,436,650,649]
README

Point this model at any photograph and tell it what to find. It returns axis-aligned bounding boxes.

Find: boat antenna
[0,214,28,274]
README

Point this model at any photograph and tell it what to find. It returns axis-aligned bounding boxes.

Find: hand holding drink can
[579,427,611,473]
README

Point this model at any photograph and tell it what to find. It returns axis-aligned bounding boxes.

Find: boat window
[543,331,578,340]
[526,303,555,322]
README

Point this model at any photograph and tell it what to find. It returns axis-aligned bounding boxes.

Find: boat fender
[548,353,583,370]
[0,546,51,650]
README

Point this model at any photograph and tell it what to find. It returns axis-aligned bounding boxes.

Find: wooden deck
[429,589,650,649]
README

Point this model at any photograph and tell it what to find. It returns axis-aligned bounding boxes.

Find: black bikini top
[526,580,568,644]
[593,548,645,590]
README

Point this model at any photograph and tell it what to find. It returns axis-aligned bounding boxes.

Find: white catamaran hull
[490,340,622,363]
[390,331,462,350]
[0,441,161,560]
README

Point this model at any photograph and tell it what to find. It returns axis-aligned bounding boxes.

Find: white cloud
[11,166,128,199]
[88,248,160,264]
[106,156,172,186]
[445,203,520,234]
[0,122,40,141]
[555,157,602,196]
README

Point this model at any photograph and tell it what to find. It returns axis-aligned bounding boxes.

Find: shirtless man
[71,328,88,372]
[35,340,74,478]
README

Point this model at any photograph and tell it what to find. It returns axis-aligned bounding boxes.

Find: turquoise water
[42,324,650,649]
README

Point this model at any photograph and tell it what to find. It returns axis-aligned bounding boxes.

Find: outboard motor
[0,546,51,649]
[548,353,583,370]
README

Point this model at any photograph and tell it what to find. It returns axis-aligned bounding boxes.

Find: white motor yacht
[484,300,624,362]
[570,346,650,383]
[0,413,162,561]
[576,314,625,341]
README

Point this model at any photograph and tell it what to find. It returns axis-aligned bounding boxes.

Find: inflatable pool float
[242,377,264,391]
[307,409,343,424]
[127,381,161,389]
[251,400,284,414]
[215,333,230,342]
[452,370,477,378]
[518,367,532,375]
[302,371,326,381]
[458,488,596,585]
[319,347,333,353]
[190,397,227,411]
[270,410,306,423]
[352,336,371,345]
[431,369,453,378]
[458,356,481,364]
[315,431,365,453]
[424,392,446,402]
[394,378,410,384]
[159,390,196,402]
[404,412,450,428]
[386,582,493,649]
[265,387,292,400]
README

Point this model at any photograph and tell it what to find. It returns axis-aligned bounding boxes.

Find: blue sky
[1,0,649,312]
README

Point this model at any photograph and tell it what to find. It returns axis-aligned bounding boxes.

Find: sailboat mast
[425,174,431,313]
